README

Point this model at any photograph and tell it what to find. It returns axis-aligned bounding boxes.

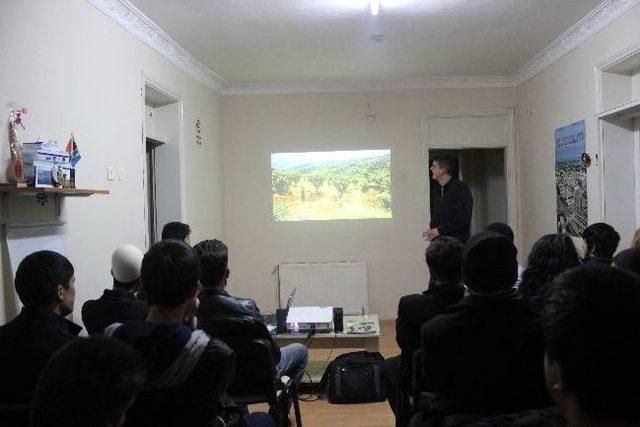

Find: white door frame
[140,73,186,248]
[421,108,519,247]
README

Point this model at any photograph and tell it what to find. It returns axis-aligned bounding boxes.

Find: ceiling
[128,0,603,87]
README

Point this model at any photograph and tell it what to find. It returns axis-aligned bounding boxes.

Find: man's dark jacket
[111,320,235,427]
[420,291,551,415]
[396,284,465,386]
[430,178,473,243]
[0,307,82,404]
[81,288,148,335]
[198,288,280,364]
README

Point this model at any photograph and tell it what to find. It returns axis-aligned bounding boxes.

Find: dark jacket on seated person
[199,288,261,319]
[421,290,550,415]
[81,288,148,334]
[0,307,82,404]
[396,284,464,387]
[107,320,235,427]
[198,287,280,365]
[420,231,551,416]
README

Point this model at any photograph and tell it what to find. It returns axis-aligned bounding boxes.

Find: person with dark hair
[543,266,640,426]
[194,240,308,405]
[161,221,191,245]
[418,231,550,418]
[613,248,640,276]
[484,222,525,285]
[633,228,640,252]
[31,336,146,427]
[423,155,473,243]
[82,245,148,334]
[581,222,620,266]
[385,237,465,424]
[520,234,581,314]
[105,240,236,426]
[0,251,81,415]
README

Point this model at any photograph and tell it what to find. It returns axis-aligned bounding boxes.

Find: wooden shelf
[0,184,109,196]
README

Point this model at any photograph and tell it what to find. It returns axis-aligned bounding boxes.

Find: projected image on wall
[271,150,391,221]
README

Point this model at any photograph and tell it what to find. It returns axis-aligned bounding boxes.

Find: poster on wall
[555,120,588,237]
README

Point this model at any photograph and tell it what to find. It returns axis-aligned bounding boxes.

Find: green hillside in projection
[271,150,392,221]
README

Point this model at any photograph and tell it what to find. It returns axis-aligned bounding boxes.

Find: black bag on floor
[320,351,386,404]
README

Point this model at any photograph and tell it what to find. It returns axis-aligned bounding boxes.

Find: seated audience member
[106,240,236,427]
[31,336,146,427]
[419,231,550,417]
[543,266,640,427]
[161,221,191,245]
[581,222,620,266]
[82,245,148,334]
[613,248,640,275]
[194,239,308,387]
[519,234,581,314]
[386,237,465,422]
[0,251,81,411]
[485,222,524,285]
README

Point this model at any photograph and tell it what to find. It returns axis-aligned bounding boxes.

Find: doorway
[422,109,518,245]
[143,82,183,246]
[429,148,508,236]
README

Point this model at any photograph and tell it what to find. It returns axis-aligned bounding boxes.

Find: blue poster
[555,120,587,237]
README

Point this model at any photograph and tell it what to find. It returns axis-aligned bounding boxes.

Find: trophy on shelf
[6,106,28,187]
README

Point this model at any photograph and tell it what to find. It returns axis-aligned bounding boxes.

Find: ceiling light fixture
[370,0,380,16]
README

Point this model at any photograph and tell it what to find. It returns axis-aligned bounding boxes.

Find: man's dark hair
[582,222,620,259]
[463,231,518,292]
[15,251,74,309]
[161,222,191,241]
[113,278,138,291]
[141,240,200,307]
[543,266,640,424]
[425,237,463,285]
[520,234,581,313]
[31,336,146,427]
[485,222,514,243]
[432,155,456,176]
[193,239,228,288]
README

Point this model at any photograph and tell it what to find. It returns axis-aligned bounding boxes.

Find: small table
[275,315,381,383]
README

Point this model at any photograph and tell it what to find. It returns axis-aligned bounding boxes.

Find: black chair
[200,316,302,427]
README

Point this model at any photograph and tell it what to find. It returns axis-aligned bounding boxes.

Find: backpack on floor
[320,351,386,404]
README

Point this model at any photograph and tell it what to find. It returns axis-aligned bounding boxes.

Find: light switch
[118,168,125,181]
[107,166,116,181]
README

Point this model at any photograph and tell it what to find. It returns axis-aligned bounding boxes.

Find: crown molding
[87,0,639,95]
[220,76,517,96]
[86,0,226,92]
[512,0,640,85]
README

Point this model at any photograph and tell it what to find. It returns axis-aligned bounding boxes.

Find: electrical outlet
[107,166,116,181]
[118,168,125,181]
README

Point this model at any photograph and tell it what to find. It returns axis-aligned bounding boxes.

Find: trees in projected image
[271,150,392,221]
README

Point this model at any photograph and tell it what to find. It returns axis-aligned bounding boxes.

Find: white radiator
[278,262,368,315]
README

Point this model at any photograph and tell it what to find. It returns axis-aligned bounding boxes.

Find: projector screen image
[271,149,391,221]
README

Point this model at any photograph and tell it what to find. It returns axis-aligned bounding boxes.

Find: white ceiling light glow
[370,0,380,15]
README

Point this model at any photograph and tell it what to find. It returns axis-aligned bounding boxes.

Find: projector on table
[286,306,333,333]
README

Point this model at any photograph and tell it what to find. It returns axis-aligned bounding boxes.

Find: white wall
[517,3,640,257]
[0,0,224,325]
[222,89,516,319]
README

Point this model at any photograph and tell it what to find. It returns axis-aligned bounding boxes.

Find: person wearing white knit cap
[81,245,148,335]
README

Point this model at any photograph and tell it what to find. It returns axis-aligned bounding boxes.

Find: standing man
[423,155,473,243]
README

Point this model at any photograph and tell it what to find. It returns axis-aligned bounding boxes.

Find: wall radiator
[278,261,368,315]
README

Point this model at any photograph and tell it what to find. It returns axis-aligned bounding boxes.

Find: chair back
[200,316,277,402]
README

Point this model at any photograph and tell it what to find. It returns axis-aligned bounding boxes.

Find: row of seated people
[386,222,640,427]
[0,221,307,427]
